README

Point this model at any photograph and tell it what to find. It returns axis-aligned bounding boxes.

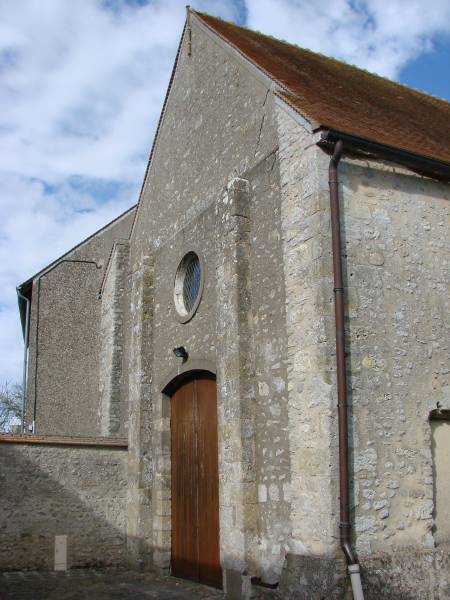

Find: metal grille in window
[182,256,201,313]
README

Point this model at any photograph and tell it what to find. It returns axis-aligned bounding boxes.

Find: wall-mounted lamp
[173,346,188,360]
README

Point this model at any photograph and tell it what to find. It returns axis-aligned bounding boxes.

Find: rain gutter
[319,129,450,182]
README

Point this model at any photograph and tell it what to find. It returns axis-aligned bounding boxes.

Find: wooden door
[171,372,222,589]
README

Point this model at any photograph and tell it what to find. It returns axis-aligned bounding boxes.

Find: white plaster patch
[194,114,203,130]
[269,484,279,502]
[355,515,377,532]
[374,208,390,225]
[306,376,332,408]
[420,449,432,462]
[269,403,281,416]
[258,484,267,503]
[416,500,433,520]
[373,499,390,511]
[289,539,309,554]
[294,351,311,373]
[351,478,360,509]
[386,480,400,489]
[259,381,270,396]
[354,448,378,472]
[363,489,375,500]
[274,377,285,392]
[283,483,292,502]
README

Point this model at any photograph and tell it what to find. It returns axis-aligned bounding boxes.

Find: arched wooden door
[171,372,222,589]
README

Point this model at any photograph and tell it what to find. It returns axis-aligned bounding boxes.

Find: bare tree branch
[0,381,22,433]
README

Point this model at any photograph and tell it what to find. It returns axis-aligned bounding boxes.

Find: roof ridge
[191,10,290,93]
[193,10,450,106]
[192,10,450,164]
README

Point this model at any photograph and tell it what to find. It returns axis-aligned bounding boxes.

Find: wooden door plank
[171,377,199,582]
[171,373,222,589]
[196,375,223,589]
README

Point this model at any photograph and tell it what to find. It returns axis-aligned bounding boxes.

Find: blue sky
[1,0,449,385]
[399,36,450,100]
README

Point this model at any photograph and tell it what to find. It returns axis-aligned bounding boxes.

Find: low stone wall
[361,545,450,599]
[276,555,350,600]
[276,547,450,600]
[0,437,128,571]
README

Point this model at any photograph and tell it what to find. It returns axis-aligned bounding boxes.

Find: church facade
[3,9,450,599]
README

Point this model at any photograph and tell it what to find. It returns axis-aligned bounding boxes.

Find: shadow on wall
[0,443,129,571]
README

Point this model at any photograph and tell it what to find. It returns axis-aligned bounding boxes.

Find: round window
[174,250,204,322]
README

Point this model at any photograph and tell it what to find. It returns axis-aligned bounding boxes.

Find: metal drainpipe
[16,288,30,434]
[328,140,364,600]
[32,259,102,433]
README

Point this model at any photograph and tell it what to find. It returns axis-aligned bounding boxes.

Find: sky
[1,0,450,386]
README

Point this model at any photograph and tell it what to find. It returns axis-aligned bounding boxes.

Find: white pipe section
[348,564,364,600]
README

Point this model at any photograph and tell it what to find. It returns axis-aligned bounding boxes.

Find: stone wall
[25,209,135,437]
[245,153,291,585]
[276,103,339,558]
[130,14,279,269]
[13,9,450,599]
[99,239,131,437]
[275,100,450,598]
[0,440,128,571]
[216,175,258,595]
[124,255,155,570]
[124,12,286,588]
[338,155,450,557]
[122,14,450,596]
[277,547,450,600]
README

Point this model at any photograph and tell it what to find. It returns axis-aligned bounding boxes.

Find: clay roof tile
[194,11,450,164]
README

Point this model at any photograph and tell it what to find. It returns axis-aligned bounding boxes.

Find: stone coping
[0,434,128,448]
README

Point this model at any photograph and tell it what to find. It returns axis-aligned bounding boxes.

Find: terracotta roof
[194,11,450,165]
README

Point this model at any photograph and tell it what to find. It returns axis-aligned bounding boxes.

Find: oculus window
[174,250,204,323]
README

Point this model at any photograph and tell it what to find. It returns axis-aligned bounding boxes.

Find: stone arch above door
[160,359,216,396]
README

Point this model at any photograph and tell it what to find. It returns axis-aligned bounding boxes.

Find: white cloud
[0,0,185,383]
[0,0,449,385]
[0,0,246,383]
[246,0,450,79]
[0,0,182,181]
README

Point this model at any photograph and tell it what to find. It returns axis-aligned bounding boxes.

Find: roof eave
[273,91,319,133]
[318,128,450,182]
